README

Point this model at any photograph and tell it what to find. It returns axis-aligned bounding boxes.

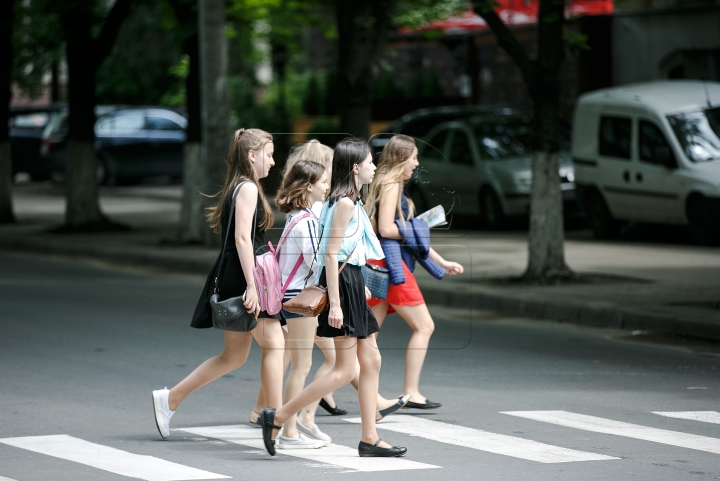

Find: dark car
[48,108,187,185]
[9,107,65,180]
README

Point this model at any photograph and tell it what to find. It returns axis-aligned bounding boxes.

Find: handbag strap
[214,181,257,293]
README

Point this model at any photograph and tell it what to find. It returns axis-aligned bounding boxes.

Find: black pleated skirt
[317,264,380,339]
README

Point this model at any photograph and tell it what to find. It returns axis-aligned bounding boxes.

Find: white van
[573,81,720,244]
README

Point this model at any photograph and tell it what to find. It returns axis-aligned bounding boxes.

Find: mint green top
[315,197,384,282]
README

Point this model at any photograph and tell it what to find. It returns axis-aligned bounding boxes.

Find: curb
[2,238,720,342]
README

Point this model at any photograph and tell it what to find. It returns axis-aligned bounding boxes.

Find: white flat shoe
[151,388,174,439]
[297,420,332,446]
[276,433,324,450]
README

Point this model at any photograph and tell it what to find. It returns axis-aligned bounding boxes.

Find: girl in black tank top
[151,128,287,442]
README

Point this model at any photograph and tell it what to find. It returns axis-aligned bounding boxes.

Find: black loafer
[319,397,347,416]
[403,399,442,410]
[258,408,282,456]
[358,439,407,457]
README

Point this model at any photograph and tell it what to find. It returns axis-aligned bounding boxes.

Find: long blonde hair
[284,139,333,178]
[206,128,275,233]
[365,134,416,232]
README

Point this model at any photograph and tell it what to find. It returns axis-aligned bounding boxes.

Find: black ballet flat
[319,397,347,416]
[358,439,407,457]
[403,399,442,410]
[377,396,409,420]
[258,408,282,456]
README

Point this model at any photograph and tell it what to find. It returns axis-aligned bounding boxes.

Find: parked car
[47,108,187,185]
[573,81,720,244]
[9,107,65,180]
[408,113,576,228]
[370,105,495,157]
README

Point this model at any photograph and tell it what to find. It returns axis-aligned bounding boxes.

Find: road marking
[0,476,18,481]
[653,411,720,425]
[503,411,720,455]
[0,435,229,481]
[343,416,617,463]
[178,424,439,472]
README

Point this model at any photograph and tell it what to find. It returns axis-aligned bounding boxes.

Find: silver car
[407,116,576,228]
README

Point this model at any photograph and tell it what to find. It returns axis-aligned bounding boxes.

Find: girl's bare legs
[269,336,357,439]
[371,301,434,403]
[251,318,285,411]
[356,334,390,447]
[281,317,317,438]
[297,336,336,428]
[251,331,291,422]
[168,330,253,411]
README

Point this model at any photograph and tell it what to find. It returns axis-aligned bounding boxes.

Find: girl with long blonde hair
[365,134,464,410]
[151,128,286,439]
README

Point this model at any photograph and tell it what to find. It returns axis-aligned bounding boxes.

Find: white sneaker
[296,420,332,446]
[151,388,174,439]
[276,433,324,450]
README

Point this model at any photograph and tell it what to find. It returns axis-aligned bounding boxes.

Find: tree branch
[471,0,535,86]
[94,0,135,68]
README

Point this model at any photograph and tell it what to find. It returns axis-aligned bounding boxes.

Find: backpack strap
[277,211,315,297]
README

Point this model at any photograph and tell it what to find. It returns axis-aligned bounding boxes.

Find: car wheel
[97,158,117,186]
[687,195,720,245]
[50,171,65,185]
[585,190,618,239]
[480,188,505,229]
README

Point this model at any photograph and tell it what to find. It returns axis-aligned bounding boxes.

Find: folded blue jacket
[381,217,445,285]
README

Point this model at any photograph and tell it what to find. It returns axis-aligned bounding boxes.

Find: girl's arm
[326,197,355,329]
[376,182,403,239]
[234,182,261,317]
[428,247,464,276]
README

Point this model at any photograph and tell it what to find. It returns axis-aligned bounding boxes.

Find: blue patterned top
[316,197,384,282]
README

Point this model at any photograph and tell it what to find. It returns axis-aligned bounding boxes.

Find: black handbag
[208,182,259,332]
[361,263,390,300]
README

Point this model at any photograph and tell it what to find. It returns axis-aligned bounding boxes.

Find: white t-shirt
[278,207,320,299]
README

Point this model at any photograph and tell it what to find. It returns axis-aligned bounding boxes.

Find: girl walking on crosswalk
[258,138,408,458]
[151,128,285,439]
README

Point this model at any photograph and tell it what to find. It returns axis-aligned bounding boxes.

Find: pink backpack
[253,212,314,315]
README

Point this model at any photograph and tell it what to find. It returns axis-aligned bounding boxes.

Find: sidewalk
[3,182,720,341]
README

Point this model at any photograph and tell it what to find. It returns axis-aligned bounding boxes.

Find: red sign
[398,1,614,36]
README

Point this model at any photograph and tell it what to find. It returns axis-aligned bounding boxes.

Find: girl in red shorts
[365,135,464,409]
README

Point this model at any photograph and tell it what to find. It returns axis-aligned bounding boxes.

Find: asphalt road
[1,252,719,481]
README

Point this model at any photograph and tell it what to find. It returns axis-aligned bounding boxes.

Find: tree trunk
[176,28,206,243]
[0,0,14,224]
[63,10,104,228]
[335,0,398,139]
[198,0,228,246]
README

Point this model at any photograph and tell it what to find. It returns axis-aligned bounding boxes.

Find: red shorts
[366,259,424,314]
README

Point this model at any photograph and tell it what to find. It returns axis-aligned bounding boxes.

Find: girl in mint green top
[258,138,408,459]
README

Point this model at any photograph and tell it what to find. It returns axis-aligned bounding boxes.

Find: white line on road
[343,416,617,463]
[503,411,720,455]
[0,435,230,481]
[0,476,18,480]
[653,411,720,425]
[178,424,439,472]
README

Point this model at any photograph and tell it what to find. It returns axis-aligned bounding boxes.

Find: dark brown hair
[275,160,326,214]
[206,128,275,233]
[328,137,370,206]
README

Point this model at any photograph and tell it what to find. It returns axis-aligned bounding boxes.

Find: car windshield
[667,107,720,162]
[472,120,533,160]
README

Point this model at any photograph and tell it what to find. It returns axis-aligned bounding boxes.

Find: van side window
[639,120,677,168]
[599,116,631,159]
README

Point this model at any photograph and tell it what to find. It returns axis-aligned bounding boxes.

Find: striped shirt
[278,207,320,297]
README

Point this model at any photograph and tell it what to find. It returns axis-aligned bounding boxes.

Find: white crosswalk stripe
[653,411,720,425]
[0,476,19,480]
[0,435,230,481]
[344,415,617,463]
[502,411,720,455]
[178,424,440,472]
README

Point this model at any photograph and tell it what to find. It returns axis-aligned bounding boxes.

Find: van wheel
[687,195,720,245]
[585,190,618,239]
[480,188,505,229]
